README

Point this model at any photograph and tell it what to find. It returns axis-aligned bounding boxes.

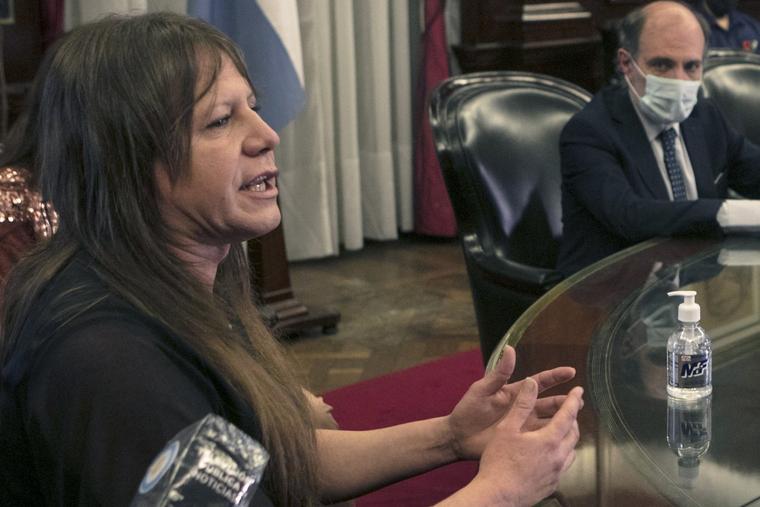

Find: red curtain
[40,0,64,49]
[413,0,456,237]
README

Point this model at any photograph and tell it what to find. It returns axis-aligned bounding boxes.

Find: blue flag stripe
[188,0,306,131]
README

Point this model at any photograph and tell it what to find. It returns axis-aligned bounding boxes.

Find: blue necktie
[659,128,687,201]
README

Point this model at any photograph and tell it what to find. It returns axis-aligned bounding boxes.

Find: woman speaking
[0,12,582,506]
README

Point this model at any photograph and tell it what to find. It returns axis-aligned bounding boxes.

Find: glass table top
[589,236,760,506]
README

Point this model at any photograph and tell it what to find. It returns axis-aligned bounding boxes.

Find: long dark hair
[1,12,317,505]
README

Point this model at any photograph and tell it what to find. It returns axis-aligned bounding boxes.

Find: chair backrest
[430,72,592,362]
[703,50,760,145]
[430,71,592,269]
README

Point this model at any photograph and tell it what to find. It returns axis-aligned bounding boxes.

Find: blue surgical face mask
[625,56,702,124]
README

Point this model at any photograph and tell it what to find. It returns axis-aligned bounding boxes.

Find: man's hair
[618,1,711,58]
[1,12,318,505]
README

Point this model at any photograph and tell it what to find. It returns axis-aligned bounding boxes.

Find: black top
[0,252,274,506]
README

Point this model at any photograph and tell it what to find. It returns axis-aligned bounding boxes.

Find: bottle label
[669,353,710,388]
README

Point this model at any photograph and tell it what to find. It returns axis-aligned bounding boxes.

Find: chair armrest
[465,248,563,294]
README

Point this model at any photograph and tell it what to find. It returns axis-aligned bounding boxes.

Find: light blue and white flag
[188,0,305,131]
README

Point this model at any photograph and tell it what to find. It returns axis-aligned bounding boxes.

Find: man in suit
[557,0,760,276]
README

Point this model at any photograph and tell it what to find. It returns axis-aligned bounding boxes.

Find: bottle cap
[667,290,700,322]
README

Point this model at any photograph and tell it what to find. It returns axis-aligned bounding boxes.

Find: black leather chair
[429,71,592,363]
[703,50,760,145]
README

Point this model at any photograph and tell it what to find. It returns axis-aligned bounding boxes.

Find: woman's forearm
[316,416,458,501]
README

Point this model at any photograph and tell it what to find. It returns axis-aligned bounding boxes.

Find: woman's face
[155,56,281,248]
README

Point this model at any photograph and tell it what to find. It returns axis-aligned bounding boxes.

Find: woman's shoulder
[5,253,194,389]
[5,251,261,435]
[23,253,200,369]
[1,292,248,506]
[10,254,232,424]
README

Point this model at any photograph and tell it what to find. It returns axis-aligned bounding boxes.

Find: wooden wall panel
[455,0,605,91]
[2,0,43,127]
[455,0,760,93]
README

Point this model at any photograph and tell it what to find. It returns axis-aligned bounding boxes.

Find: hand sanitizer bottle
[666,291,712,400]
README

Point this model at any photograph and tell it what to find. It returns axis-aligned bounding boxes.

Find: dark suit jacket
[557,84,760,276]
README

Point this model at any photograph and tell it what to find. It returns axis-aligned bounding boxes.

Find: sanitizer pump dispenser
[666,291,712,400]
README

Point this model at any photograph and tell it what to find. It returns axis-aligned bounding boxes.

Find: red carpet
[323,349,484,506]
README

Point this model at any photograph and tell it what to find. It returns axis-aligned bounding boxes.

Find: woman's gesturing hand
[446,345,580,461]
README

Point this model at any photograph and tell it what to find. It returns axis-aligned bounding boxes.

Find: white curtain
[63,0,187,30]
[64,0,187,27]
[63,0,416,262]
[278,0,414,260]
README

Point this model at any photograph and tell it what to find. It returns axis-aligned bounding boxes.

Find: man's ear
[617,48,633,75]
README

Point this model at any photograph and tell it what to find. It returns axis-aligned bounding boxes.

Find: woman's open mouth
[242,171,277,192]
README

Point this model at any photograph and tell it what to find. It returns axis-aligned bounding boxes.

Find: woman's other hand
[446,345,579,460]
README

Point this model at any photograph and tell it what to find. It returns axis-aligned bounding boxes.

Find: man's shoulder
[689,94,727,128]
[571,84,626,121]
[563,84,627,138]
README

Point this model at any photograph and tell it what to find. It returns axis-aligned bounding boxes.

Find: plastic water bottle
[666,291,712,400]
